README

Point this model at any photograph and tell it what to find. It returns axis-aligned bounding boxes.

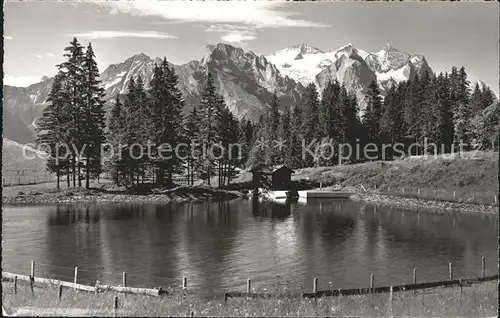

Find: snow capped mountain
[3,43,305,144]
[266,43,433,111]
[195,43,305,120]
[315,46,376,113]
[266,44,359,88]
[100,53,162,98]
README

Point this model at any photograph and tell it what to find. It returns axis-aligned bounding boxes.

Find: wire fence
[2,169,58,186]
[3,256,495,300]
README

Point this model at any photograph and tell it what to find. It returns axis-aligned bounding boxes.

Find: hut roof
[250,164,294,174]
[272,164,295,174]
[249,163,272,173]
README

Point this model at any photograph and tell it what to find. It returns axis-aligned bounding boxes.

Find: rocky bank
[2,186,243,205]
[351,193,497,215]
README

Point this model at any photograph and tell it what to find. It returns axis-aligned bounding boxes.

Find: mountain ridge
[0,42,463,146]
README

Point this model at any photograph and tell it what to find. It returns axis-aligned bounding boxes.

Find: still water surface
[2,199,497,295]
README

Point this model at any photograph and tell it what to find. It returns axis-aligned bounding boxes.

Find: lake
[2,198,497,296]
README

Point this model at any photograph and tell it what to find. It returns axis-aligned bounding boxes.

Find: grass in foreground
[2,280,497,317]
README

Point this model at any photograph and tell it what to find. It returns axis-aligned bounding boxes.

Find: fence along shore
[2,258,496,301]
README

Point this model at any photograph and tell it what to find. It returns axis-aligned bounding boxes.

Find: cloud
[203,24,254,33]
[202,23,258,45]
[100,1,327,28]
[73,31,177,39]
[220,32,257,46]
[4,35,13,40]
[35,53,56,59]
[4,75,42,87]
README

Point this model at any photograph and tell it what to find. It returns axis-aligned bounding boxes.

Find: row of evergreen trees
[363,67,497,155]
[37,38,497,189]
[107,68,244,187]
[37,38,106,189]
[248,67,497,168]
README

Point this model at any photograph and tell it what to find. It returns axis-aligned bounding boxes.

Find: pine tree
[185,104,200,185]
[286,104,304,168]
[148,59,185,186]
[343,90,361,162]
[36,73,71,189]
[403,74,422,155]
[82,42,106,188]
[471,101,500,150]
[363,80,383,156]
[247,115,267,168]
[218,105,240,186]
[278,108,291,149]
[238,119,254,168]
[380,84,404,158]
[57,37,86,187]
[198,72,222,185]
[480,86,496,110]
[121,77,141,185]
[266,92,281,166]
[107,96,127,184]
[302,83,320,166]
[431,73,454,153]
[452,67,472,149]
[318,80,342,165]
[469,83,483,114]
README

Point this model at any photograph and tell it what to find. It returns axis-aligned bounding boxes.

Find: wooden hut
[250,164,294,190]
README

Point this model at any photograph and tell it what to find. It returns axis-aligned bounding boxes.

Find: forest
[37,38,499,189]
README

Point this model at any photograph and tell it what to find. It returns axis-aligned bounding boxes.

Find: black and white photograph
[2,0,499,316]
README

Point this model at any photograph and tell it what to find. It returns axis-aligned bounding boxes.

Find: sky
[4,1,499,95]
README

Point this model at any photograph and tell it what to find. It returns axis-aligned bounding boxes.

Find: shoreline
[2,186,243,205]
[351,192,498,215]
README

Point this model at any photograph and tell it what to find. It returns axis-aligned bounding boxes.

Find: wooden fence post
[389,285,393,316]
[31,261,35,279]
[418,188,421,195]
[448,262,453,280]
[247,278,251,294]
[453,191,456,199]
[313,277,318,293]
[494,195,497,204]
[182,276,187,290]
[370,274,374,295]
[58,284,63,300]
[482,256,486,278]
[74,267,78,287]
[122,272,127,287]
[29,275,34,295]
[14,275,17,294]
[413,268,417,294]
[113,296,118,317]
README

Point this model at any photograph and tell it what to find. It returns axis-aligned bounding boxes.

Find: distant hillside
[2,138,49,185]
